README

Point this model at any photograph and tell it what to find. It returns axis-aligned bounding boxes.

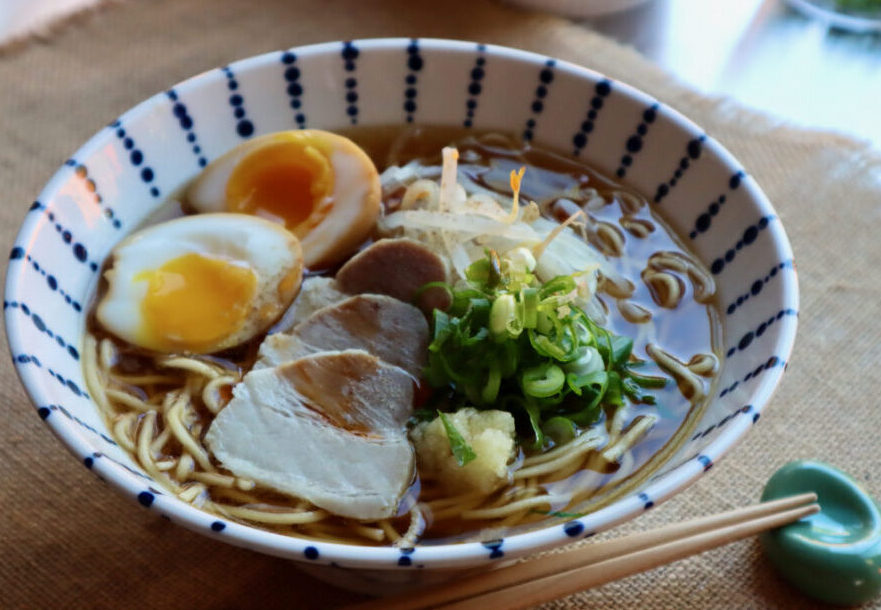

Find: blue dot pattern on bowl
[463,44,486,128]
[710,214,777,275]
[403,39,423,123]
[726,309,797,358]
[482,539,504,559]
[4,38,798,571]
[9,247,82,312]
[521,59,554,142]
[93,451,154,481]
[698,455,713,471]
[221,66,254,138]
[110,121,160,198]
[688,171,745,239]
[138,491,155,507]
[42,404,117,446]
[68,161,122,228]
[652,135,706,203]
[17,202,98,270]
[280,51,307,129]
[571,79,612,156]
[341,42,360,125]
[4,298,85,396]
[564,521,585,537]
[614,103,658,178]
[691,404,756,440]
[10,303,77,360]
[718,354,788,397]
[167,90,208,168]
[726,260,794,315]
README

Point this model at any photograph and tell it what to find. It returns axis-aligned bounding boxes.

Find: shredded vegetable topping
[378,156,613,324]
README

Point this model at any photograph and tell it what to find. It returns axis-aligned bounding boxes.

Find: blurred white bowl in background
[502,0,653,18]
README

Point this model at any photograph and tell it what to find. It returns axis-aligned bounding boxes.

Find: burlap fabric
[2,1,880,608]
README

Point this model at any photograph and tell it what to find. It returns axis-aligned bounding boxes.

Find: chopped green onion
[567,370,608,426]
[522,363,566,398]
[623,377,658,404]
[520,287,539,329]
[490,293,519,339]
[629,372,667,389]
[527,330,565,361]
[523,401,545,450]
[465,298,491,327]
[482,362,502,404]
[413,281,454,308]
[542,416,577,445]
[535,309,554,335]
[421,249,667,449]
[465,258,490,284]
[604,371,624,407]
[563,346,603,377]
[539,275,576,299]
[498,339,519,377]
[431,309,453,342]
[609,336,634,368]
[566,369,607,397]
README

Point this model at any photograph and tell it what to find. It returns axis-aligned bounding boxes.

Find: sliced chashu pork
[273,238,449,334]
[206,349,414,520]
[335,237,449,309]
[256,293,429,377]
[272,276,348,334]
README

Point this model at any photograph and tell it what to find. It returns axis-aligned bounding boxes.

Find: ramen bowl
[4,38,797,593]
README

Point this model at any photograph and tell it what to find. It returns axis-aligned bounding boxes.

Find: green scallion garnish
[423,248,665,451]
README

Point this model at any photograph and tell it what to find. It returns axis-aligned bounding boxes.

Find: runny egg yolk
[225,135,334,239]
[136,253,257,353]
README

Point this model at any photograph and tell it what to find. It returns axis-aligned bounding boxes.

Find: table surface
[2,1,880,608]
[584,0,881,149]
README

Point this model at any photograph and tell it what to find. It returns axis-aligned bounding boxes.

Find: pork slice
[281,348,414,431]
[205,350,415,520]
[271,276,349,334]
[255,294,429,377]
[335,238,451,311]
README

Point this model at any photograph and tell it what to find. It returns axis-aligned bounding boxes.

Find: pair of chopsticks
[349,492,818,610]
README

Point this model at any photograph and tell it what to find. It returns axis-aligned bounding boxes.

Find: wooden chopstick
[349,492,818,610]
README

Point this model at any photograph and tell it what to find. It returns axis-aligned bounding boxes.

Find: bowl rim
[4,37,799,569]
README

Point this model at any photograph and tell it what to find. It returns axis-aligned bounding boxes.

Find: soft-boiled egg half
[97,214,303,354]
[186,130,380,269]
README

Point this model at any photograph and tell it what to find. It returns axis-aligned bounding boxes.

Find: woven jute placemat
[2,0,880,607]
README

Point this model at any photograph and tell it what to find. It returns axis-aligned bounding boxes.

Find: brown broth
[87,125,721,544]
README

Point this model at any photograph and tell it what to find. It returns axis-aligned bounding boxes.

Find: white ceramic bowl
[4,38,797,590]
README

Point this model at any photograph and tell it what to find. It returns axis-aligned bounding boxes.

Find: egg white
[97,213,303,354]
[186,130,380,269]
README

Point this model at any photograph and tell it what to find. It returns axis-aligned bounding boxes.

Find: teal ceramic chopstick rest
[760,460,881,606]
